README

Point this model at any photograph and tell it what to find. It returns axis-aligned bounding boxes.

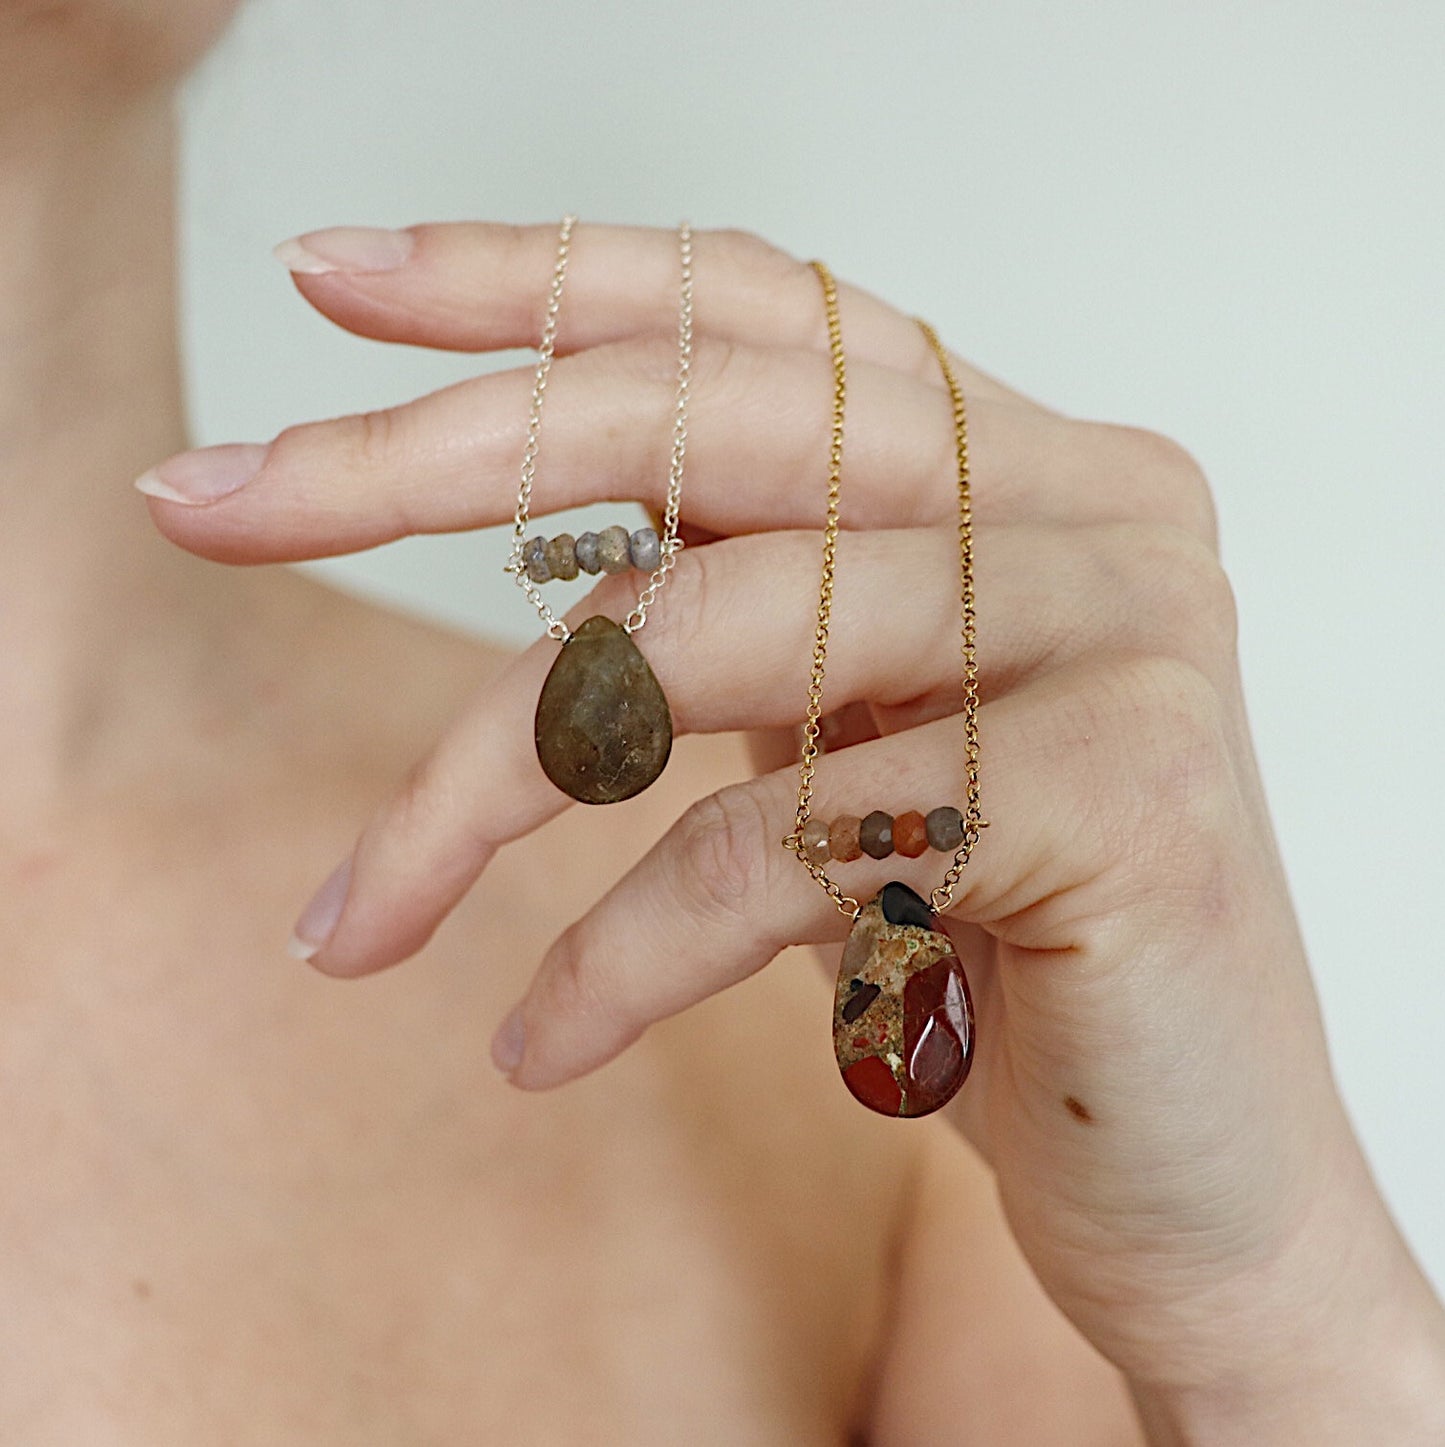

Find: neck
[0,88,262,817]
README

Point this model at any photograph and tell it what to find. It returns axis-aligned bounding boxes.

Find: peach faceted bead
[801,817,833,865]
[893,810,929,858]
[829,815,864,863]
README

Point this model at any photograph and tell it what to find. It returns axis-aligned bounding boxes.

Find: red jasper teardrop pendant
[833,882,974,1118]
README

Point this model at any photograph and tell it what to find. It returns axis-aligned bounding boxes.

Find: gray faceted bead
[925,806,966,852]
[629,526,661,572]
[859,811,894,860]
[522,536,552,584]
[575,531,603,574]
[597,525,632,574]
[545,532,579,582]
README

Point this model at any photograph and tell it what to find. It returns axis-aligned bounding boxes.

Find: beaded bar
[808,806,965,863]
[521,526,662,582]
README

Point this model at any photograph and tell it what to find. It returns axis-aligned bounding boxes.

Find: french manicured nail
[288,856,353,962]
[490,1005,526,1076]
[273,226,415,275]
[133,442,268,506]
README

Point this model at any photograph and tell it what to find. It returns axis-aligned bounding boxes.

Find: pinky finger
[489,774,812,1086]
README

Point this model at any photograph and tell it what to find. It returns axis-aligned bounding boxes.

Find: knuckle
[672,784,773,922]
[541,924,626,1034]
[710,226,800,284]
[350,405,400,470]
[489,221,535,268]
[689,333,752,400]
[1120,425,1205,484]
[593,330,754,436]
[906,324,949,386]
[923,391,966,505]
[623,533,811,727]
[1118,426,1218,543]
[380,748,479,868]
[1173,538,1239,658]
[1106,524,1240,666]
[638,536,712,654]
[1101,654,1235,839]
[596,331,682,382]
[578,504,719,646]
[379,754,446,854]
[264,409,412,539]
[263,417,316,476]
[709,226,830,348]
[391,750,444,830]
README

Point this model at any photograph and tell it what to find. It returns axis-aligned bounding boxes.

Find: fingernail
[134,442,268,506]
[288,856,353,962]
[273,226,415,275]
[490,1005,526,1075]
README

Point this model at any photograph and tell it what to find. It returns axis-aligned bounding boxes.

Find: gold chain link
[782,265,986,919]
[916,319,988,914]
[780,261,859,919]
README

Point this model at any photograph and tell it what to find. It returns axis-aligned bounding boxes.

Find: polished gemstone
[925,806,965,852]
[879,881,935,930]
[629,527,662,572]
[840,979,881,1024]
[597,525,632,574]
[545,532,579,582]
[859,811,894,860]
[534,615,672,804]
[522,535,551,583]
[842,1055,903,1115]
[575,531,603,574]
[903,960,972,1113]
[801,817,832,865]
[893,810,928,858]
[829,815,863,863]
[832,884,974,1118]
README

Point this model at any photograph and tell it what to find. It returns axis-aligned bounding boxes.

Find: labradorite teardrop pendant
[534,616,673,804]
[507,218,694,806]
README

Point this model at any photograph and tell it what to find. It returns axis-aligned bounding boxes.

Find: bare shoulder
[866,1127,1144,1446]
[262,568,518,770]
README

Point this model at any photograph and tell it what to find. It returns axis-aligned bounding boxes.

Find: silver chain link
[505,215,693,642]
[625,221,693,634]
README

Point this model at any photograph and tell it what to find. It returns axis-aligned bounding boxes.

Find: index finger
[278,220,1041,409]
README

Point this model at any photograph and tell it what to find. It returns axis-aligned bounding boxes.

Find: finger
[280,220,1038,409]
[493,651,1227,1090]
[139,338,1215,565]
[299,521,1234,978]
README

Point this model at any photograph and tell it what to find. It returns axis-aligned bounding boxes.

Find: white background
[180,1,1445,1287]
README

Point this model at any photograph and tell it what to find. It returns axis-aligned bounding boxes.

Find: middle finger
[141,339,1207,563]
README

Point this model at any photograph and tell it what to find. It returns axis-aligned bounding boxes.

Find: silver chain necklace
[504,217,695,805]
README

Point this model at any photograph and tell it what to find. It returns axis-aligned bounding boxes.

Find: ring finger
[490,648,1199,1094]
[295,519,1228,977]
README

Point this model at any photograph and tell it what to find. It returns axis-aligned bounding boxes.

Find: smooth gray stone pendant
[534,615,673,804]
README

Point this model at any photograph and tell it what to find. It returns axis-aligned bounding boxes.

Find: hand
[137,221,1445,1441]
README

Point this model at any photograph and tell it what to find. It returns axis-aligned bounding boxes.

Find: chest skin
[0,727,917,1444]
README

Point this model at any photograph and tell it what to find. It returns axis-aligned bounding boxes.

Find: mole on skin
[1064,1096,1094,1123]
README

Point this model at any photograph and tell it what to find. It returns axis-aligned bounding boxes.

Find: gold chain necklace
[505,216,694,804]
[783,260,987,1118]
